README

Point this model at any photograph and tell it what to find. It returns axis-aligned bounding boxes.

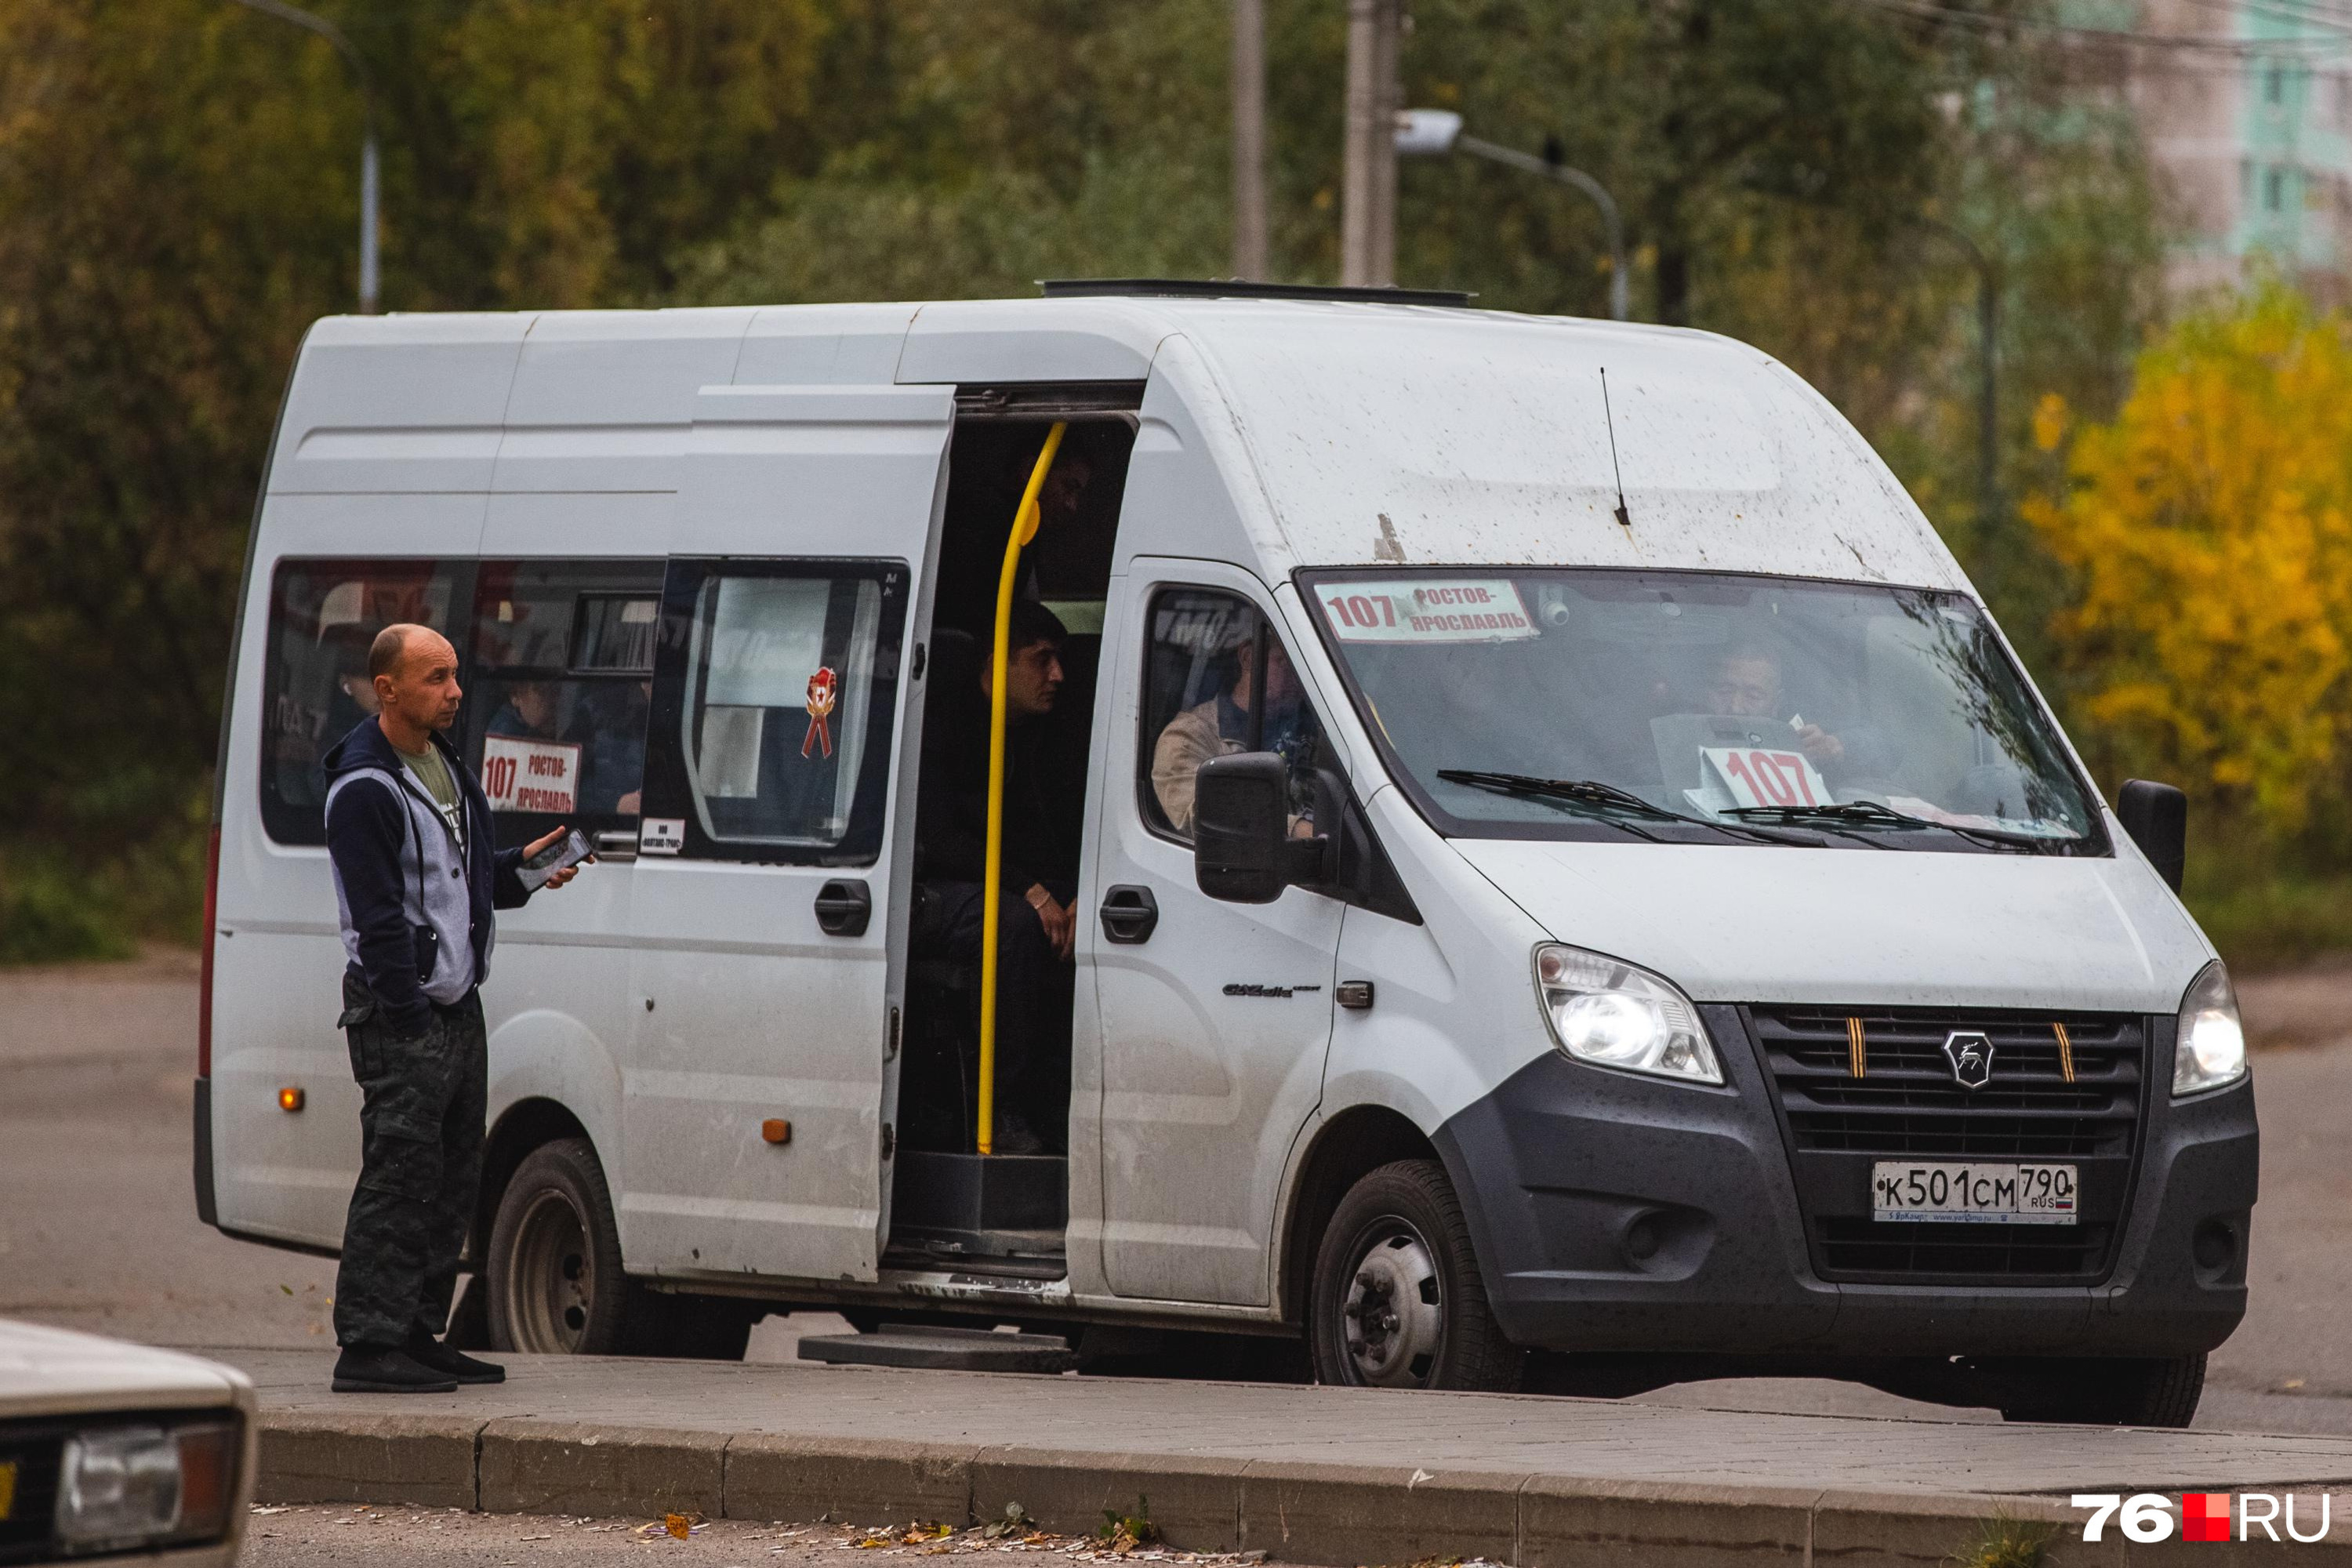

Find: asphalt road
[4,949,2347,1433]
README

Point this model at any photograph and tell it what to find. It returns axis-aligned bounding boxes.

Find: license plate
[1871,1162,2077,1225]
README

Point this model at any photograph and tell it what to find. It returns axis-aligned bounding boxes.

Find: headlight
[2173,960,2248,1096]
[1535,944,1722,1085]
[54,1421,238,1552]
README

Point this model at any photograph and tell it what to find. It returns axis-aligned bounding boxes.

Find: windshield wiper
[1436,770,1813,846]
[1722,799,2070,855]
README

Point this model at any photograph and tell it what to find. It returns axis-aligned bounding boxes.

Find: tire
[1307,1159,1523,1392]
[487,1138,631,1355]
[1995,1352,2205,1428]
[485,1136,754,1360]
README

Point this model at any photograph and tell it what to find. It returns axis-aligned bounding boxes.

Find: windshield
[1303,569,2101,852]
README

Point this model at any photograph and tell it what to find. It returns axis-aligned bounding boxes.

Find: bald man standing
[319,622,584,1392]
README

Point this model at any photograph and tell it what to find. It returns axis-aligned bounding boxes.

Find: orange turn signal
[278,1087,305,1112]
[760,1118,791,1145]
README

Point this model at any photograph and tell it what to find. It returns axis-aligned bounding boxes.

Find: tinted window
[645,560,909,862]
[1139,586,1329,841]
[459,560,663,848]
[258,559,466,844]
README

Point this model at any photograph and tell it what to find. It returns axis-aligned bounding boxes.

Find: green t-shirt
[396,742,466,857]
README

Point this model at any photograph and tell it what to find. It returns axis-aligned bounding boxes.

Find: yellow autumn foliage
[2025,284,2352,836]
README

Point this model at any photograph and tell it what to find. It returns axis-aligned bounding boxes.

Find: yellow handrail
[978,420,1066,1156]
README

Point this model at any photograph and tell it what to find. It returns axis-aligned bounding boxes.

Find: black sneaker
[332,1344,458,1394]
[407,1334,506,1385]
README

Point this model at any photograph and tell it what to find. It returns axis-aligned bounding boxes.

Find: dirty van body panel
[1454,841,2207,1014]
[619,384,949,1286]
[209,500,490,1251]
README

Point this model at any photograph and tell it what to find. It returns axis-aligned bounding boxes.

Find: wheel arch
[1274,1103,1438,1326]
[476,1096,596,1266]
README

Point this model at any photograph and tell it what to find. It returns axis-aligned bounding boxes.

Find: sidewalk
[218,1346,2352,1565]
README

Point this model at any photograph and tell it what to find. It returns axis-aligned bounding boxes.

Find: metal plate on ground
[797,1322,1078,1374]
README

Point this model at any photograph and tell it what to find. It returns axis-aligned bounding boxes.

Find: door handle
[592,829,639,862]
[814,879,872,936]
[1098,884,1159,945]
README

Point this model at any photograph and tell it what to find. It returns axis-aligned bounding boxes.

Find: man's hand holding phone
[520,826,595,892]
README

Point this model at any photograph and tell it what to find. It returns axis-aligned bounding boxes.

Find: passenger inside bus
[911,599,1082,1156]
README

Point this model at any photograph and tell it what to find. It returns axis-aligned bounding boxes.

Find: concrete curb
[251,1409,2331,1566]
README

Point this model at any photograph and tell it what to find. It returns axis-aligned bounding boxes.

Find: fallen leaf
[666,1513,695,1540]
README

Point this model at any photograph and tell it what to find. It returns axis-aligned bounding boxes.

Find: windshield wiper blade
[1722,800,2069,854]
[1436,770,1813,846]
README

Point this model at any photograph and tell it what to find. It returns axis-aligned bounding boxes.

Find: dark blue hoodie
[321,717,531,1037]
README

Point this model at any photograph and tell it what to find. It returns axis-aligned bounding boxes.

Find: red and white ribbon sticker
[801,666,838,759]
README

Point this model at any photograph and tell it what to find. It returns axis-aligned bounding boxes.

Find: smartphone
[516,826,594,891]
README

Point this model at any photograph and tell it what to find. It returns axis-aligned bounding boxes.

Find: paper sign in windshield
[483,734,581,815]
[1317,580,1537,643]
[1700,746,1830,811]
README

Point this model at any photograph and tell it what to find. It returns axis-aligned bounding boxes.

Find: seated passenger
[485,679,561,740]
[1151,641,1307,833]
[911,601,1080,1156]
[567,680,650,815]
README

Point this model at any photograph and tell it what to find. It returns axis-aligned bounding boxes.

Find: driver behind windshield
[1700,641,1888,782]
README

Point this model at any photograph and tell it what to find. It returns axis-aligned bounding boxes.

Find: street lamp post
[1396,109,1628,321]
[227,0,379,314]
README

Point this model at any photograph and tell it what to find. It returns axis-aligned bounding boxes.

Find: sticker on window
[639,817,685,855]
[1316,580,1537,643]
[1686,746,1830,813]
[802,666,838,759]
[481,735,582,815]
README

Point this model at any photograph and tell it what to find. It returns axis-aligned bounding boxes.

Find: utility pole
[1918,218,2000,524]
[1232,0,1269,279]
[228,0,379,313]
[1341,0,1402,286]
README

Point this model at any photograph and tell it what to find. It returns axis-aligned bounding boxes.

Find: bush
[0,855,138,964]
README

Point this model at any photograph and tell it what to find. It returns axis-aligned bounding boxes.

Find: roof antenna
[1599,367,1632,528]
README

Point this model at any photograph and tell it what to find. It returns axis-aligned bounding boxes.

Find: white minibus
[197,281,2255,1425]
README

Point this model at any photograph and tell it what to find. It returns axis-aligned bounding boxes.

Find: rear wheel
[1307,1160,1523,1392]
[488,1138,629,1355]
[1993,1352,2205,1427]
[485,1137,751,1359]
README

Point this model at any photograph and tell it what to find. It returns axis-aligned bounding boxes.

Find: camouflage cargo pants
[332,971,487,1350]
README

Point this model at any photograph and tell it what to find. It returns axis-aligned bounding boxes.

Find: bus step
[796,1321,1079,1374]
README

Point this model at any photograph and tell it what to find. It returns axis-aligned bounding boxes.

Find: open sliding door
[619,385,952,1285]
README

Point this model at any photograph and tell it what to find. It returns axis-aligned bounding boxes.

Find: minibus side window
[644,560,908,864]
[1139,587,1330,842]
[459,560,665,849]
[257,558,469,846]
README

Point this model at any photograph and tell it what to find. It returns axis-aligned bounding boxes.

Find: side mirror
[2117,779,2187,892]
[1193,752,1330,903]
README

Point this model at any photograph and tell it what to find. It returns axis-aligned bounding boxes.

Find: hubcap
[503,1188,593,1352]
[1339,1220,1443,1387]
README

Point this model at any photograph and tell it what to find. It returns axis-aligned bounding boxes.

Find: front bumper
[1432,1004,2256,1359]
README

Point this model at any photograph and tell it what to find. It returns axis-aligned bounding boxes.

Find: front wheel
[1307,1159,1523,1392]
[1993,1352,2205,1427]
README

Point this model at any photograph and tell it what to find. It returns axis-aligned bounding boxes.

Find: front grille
[1749,1005,2149,1284]
[1814,1217,2116,1278]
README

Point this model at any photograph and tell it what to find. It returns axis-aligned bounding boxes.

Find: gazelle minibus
[197,281,2255,1424]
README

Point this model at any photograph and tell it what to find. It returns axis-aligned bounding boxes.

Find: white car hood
[0,1319,251,1420]
[1453,838,2212,1013]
